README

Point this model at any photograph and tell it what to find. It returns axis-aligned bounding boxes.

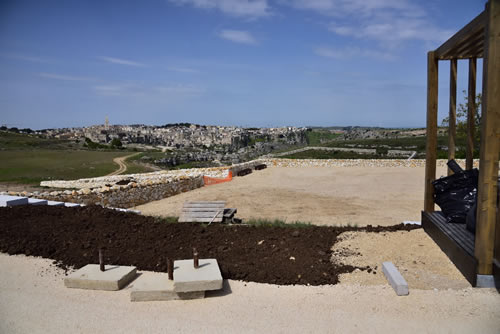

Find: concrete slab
[28,198,48,206]
[0,195,28,207]
[47,201,65,206]
[382,262,409,296]
[64,264,137,291]
[130,272,205,302]
[173,259,223,293]
[64,203,80,207]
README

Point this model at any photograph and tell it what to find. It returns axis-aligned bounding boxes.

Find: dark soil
[0,205,420,286]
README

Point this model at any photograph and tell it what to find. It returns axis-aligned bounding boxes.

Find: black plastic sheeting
[432,169,479,224]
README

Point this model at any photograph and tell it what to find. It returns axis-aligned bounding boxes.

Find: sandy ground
[138,166,449,226]
[1,254,499,333]
[332,229,470,289]
[2,166,499,333]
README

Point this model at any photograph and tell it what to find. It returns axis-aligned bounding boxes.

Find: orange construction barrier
[203,170,232,186]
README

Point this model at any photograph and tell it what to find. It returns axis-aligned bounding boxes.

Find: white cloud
[1,53,48,63]
[283,0,452,45]
[98,56,146,67]
[39,72,93,81]
[169,0,270,18]
[219,29,257,44]
[315,46,394,61]
[94,82,205,98]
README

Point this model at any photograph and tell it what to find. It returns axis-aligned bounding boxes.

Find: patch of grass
[0,131,73,150]
[244,218,312,228]
[157,216,179,224]
[0,150,130,185]
[306,130,342,146]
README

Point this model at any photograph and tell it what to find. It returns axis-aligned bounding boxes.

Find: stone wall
[2,158,479,209]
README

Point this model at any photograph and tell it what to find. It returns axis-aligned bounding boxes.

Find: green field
[305,130,342,146]
[0,150,128,185]
[0,131,154,185]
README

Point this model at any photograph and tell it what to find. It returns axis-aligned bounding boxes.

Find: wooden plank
[179,213,224,218]
[181,208,224,212]
[475,0,500,275]
[422,211,478,286]
[430,212,475,255]
[435,11,486,59]
[178,217,223,223]
[448,59,458,176]
[184,201,226,204]
[424,51,439,212]
[444,29,485,59]
[466,58,477,170]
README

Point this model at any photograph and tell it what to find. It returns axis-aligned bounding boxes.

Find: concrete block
[64,202,80,207]
[28,198,48,205]
[0,195,28,207]
[173,258,223,293]
[64,264,137,291]
[47,201,65,206]
[130,272,205,302]
[382,262,409,296]
[476,275,496,288]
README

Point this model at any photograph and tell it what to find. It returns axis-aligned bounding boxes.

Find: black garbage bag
[432,169,479,224]
[465,176,500,234]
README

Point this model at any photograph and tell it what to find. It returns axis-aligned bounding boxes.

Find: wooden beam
[475,0,500,276]
[441,29,485,60]
[448,59,457,175]
[435,11,486,59]
[424,51,439,212]
[466,58,477,170]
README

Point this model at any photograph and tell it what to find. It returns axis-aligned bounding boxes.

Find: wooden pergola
[422,1,499,287]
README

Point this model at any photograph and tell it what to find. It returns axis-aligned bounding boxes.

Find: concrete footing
[130,272,205,302]
[476,275,496,288]
[0,195,28,207]
[173,259,223,293]
[64,264,137,291]
[28,198,48,205]
[47,201,65,206]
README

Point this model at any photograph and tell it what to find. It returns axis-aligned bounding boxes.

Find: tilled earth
[0,205,419,285]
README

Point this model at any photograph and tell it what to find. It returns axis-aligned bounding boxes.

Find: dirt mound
[0,206,419,285]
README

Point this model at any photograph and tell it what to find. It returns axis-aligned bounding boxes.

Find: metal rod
[99,248,105,272]
[193,247,199,269]
[167,258,173,280]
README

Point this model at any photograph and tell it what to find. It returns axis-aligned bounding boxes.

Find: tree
[441,90,482,146]
[110,138,122,148]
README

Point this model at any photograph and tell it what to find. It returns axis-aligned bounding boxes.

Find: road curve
[106,153,140,176]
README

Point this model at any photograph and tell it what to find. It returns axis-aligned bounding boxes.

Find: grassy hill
[0,131,153,186]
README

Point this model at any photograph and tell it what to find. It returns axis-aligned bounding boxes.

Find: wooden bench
[179,201,237,223]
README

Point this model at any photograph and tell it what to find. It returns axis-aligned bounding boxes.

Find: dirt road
[106,153,139,176]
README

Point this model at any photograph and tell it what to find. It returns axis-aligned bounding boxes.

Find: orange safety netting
[203,170,233,186]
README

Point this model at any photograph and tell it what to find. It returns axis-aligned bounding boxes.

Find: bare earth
[138,166,448,226]
[2,166,499,333]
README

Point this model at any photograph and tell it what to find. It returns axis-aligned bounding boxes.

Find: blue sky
[0,0,486,129]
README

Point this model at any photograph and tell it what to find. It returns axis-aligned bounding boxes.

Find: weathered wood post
[475,0,500,276]
[448,59,457,175]
[424,51,439,212]
[466,58,477,170]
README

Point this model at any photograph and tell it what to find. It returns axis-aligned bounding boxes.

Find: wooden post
[466,58,477,170]
[448,59,457,175]
[475,0,500,275]
[424,51,439,212]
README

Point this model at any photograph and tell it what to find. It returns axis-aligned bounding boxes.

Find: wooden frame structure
[422,1,500,287]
